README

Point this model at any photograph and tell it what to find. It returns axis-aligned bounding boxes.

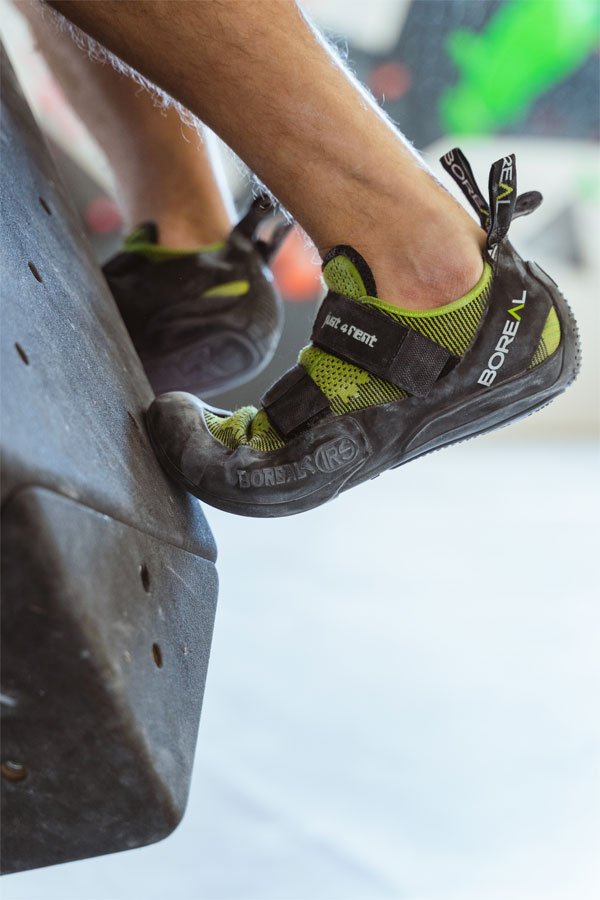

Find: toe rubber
[146,392,372,517]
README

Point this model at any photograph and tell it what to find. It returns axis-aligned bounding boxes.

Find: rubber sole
[142,327,272,397]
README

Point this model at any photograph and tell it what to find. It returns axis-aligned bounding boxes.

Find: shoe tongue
[124,222,159,247]
[321,245,378,299]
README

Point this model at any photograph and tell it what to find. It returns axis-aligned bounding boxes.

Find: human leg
[23,0,289,397]
[23,0,233,248]
[47,0,484,310]
[44,0,579,517]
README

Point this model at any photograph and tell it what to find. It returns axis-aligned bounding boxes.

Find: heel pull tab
[514,190,543,220]
[257,217,294,263]
[440,148,490,230]
[441,149,543,261]
[233,194,293,262]
[487,154,517,255]
[234,193,275,240]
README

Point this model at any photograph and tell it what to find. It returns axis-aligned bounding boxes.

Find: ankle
[158,213,232,250]
[315,173,488,311]
[371,233,486,311]
[126,210,232,250]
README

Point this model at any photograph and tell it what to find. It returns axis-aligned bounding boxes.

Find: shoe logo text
[496,157,514,208]
[477,290,527,387]
[237,437,359,489]
[324,314,377,348]
[443,150,489,225]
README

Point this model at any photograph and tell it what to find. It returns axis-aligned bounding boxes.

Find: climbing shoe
[146,149,580,517]
[103,196,290,396]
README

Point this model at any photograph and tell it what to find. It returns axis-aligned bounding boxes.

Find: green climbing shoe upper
[204,247,497,450]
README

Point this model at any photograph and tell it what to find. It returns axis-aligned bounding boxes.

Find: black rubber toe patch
[146,392,216,488]
[147,394,372,518]
[221,416,370,501]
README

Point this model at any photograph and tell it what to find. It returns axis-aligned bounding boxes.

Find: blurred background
[2,1,599,898]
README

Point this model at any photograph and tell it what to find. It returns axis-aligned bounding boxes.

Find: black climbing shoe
[146,149,580,518]
[103,197,290,396]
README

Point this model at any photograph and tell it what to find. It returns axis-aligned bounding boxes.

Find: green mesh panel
[204,256,491,451]
[364,283,490,357]
[322,255,367,299]
[298,263,491,416]
[122,226,225,263]
[298,345,407,415]
[529,307,561,368]
[205,406,284,451]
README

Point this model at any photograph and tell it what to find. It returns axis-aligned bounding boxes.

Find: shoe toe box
[146,391,225,489]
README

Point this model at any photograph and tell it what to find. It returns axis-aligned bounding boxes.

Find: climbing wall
[0,47,219,874]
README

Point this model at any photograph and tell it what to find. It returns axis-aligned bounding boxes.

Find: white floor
[4,437,599,900]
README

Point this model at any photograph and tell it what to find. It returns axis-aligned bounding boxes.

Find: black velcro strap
[261,364,330,439]
[387,328,452,396]
[311,293,451,398]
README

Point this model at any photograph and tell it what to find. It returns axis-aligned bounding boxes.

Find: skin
[23,0,234,247]
[45,0,486,310]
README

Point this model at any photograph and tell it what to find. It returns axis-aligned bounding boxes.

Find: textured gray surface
[1,487,218,874]
[0,46,218,873]
[0,47,215,560]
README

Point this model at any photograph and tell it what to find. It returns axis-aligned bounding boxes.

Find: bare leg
[47,0,485,310]
[24,1,234,248]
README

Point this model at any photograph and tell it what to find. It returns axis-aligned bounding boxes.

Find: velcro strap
[261,364,330,439]
[311,293,451,398]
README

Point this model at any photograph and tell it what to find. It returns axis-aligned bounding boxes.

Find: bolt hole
[28,262,43,283]
[139,563,151,592]
[127,411,141,434]
[152,643,163,668]
[1,760,28,782]
[39,196,52,215]
[15,343,29,365]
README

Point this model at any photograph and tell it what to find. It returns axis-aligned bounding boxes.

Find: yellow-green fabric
[204,257,562,452]
[122,228,225,263]
[322,255,368,299]
[201,280,250,298]
[204,258,494,452]
[529,307,561,368]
